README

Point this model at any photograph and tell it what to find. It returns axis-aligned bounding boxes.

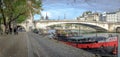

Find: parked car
[33,29,39,34]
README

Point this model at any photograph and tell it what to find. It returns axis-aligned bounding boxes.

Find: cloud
[40,8,86,19]
[39,0,120,20]
[42,0,120,11]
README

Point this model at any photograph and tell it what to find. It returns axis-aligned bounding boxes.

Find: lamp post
[93,12,97,37]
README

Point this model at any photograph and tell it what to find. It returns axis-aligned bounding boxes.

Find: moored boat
[52,30,118,55]
[58,35,118,55]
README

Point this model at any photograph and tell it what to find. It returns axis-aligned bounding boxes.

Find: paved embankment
[0,33,28,57]
[28,33,96,57]
[0,32,96,57]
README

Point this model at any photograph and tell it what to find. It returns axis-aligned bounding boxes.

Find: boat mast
[95,20,97,37]
[78,25,81,36]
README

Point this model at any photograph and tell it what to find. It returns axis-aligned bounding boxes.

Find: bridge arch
[16,25,26,31]
[115,25,120,32]
[44,22,108,32]
[116,27,120,32]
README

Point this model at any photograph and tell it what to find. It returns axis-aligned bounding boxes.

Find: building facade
[106,12,117,23]
[77,9,120,23]
[77,11,101,22]
[116,9,120,22]
[84,12,100,22]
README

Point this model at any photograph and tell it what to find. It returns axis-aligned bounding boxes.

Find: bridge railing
[39,20,108,24]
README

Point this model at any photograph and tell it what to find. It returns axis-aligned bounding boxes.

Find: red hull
[78,41,118,48]
[63,37,118,49]
[61,36,118,55]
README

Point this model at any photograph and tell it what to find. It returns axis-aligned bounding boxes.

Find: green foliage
[0,18,3,24]
[0,0,42,24]
[0,0,42,33]
[27,0,42,15]
[16,15,26,23]
[85,11,92,14]
[66,24,72,27]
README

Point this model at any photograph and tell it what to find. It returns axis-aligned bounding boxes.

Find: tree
[65,24,72,29]
[0,0,42,33]
[85,11,92,14]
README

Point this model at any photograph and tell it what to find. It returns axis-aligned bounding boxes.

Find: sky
[34,0,120,20]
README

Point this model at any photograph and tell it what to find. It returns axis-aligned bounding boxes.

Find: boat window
[95,37,106,41]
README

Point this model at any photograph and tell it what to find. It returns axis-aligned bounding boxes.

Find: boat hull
[61,37,118,55]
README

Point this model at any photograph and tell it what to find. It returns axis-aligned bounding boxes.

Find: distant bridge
[18,19,120,32]
[35,20,120,32]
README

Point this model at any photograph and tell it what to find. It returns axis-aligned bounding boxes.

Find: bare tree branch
[9,11,26,23]
[0,0,7,26]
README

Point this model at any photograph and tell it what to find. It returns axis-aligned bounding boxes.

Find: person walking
[14,27,18,35]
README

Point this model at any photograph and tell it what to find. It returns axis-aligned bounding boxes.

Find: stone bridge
[35,20,120,32]
[18,20,120,32]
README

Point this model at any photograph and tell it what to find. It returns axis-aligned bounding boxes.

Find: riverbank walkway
[0,32,96,57]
